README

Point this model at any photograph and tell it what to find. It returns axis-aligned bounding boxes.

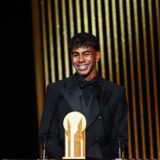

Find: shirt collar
[75,72,101,88]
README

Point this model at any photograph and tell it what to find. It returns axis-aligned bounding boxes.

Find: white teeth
[78,65,87,70]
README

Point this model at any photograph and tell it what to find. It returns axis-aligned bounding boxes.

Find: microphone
[115,136,122,160]
[42,136,46,160]
[118,136,121,159]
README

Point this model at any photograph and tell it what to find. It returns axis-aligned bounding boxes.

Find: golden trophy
[63,111,86,159]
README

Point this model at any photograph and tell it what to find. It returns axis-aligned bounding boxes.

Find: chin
[78,71,89,76]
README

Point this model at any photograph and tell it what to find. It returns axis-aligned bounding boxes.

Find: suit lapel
[85,82,111,130]
[85,84,108,130]
[62,75,82,112]
[85,90,100,129]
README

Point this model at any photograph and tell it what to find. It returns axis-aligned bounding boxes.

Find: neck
[84,71,98,81]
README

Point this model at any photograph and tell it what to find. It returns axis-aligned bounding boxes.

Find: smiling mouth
[77,65,89,70]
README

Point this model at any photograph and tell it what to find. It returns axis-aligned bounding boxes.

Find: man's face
[71,46,101,80]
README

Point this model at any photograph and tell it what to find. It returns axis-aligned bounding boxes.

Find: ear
[95,51,101,62]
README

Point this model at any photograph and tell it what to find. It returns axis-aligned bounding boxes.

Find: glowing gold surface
[63,112,86,159]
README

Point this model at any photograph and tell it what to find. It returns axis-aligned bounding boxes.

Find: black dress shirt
[76,73,101,105]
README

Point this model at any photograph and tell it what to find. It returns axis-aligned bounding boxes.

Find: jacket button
[98,115,102,119]
[95,137,99,141]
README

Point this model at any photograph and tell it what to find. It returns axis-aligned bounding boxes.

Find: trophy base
[63,156,85,159]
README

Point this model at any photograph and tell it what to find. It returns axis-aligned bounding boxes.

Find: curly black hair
[69,32,100,53]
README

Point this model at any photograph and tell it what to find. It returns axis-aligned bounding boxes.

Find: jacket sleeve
[39,83,64,159]
[101,87,128,158]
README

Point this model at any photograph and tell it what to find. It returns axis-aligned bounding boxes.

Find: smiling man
[39,32,128,159]
[71,46,100,80]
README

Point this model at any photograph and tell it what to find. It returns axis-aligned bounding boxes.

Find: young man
[39,32,128,159]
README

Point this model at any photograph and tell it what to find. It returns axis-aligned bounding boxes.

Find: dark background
[2,0,39,158]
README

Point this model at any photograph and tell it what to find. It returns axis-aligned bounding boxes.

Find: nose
[79,54,85,62]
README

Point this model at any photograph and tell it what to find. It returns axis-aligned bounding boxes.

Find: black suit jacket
[39,74,128,159]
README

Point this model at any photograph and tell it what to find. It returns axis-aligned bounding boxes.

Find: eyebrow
[71,50,91,54]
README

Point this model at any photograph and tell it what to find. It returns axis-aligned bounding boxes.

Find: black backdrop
[2,0,39,158]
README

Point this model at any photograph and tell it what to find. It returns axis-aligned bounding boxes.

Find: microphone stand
[115,136,122,160]
[118,136,121,159]
[42,137,46,160]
